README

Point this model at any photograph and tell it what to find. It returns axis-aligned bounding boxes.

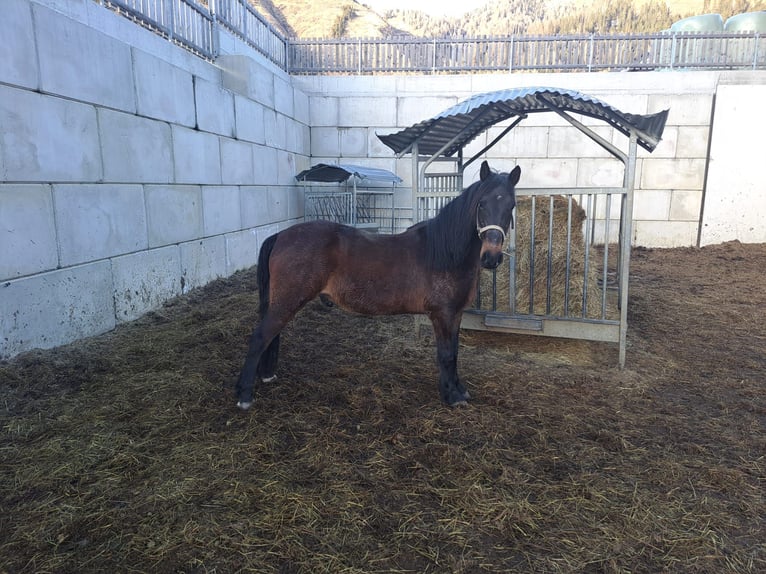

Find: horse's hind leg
[236,313,291,409]
[256,335,280,383]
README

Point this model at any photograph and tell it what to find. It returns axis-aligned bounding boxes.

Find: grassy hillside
[249,0,766,38]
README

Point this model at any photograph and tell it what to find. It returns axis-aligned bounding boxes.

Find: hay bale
[478,195,614,319]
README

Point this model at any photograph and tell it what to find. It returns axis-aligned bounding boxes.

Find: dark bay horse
[236,160,521,409]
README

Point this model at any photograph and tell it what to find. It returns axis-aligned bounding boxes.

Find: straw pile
[479,195,615,319]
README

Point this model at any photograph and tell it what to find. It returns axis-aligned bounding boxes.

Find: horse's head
[476,160,521,270]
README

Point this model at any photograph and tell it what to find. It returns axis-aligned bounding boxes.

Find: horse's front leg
[430,311,471,407]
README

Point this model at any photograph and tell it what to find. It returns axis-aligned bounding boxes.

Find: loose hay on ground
[1,243,765,573]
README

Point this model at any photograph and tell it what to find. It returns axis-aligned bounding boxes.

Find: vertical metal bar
[528,196,536,314]
[546,195,554,314]
[564,195,573,316]
[602,194,611,320]
[754,33,760,70]
[509,213,517,314]
[582,194,593,318]
[587,34,594,72]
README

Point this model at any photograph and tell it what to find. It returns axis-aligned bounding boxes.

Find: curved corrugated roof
[377,87,669,157]
[295,163,402,183]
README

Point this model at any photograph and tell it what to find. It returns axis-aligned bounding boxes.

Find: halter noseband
[477,207,508,243]
[477,223,507,243]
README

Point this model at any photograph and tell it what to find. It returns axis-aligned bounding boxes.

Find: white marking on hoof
[450,400,469,408]
[261,375,277,383]
[237,400,253,410]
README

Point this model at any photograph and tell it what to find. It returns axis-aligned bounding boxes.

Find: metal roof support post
[411,141,420,221]
[618,133,639,368]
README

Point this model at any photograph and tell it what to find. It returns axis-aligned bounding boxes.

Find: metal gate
[379,87,668,366]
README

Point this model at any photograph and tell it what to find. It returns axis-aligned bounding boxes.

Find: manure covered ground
[1,241,765,573]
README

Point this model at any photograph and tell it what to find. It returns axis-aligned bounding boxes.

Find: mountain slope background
[250,0,766,38]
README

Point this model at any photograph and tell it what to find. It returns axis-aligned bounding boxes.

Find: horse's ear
[508,165,521,187]
[480,160,491,181]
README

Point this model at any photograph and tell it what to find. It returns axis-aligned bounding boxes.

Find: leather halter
[477,206,507,243]
[477,223,507,243]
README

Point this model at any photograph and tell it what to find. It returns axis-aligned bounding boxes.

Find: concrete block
[99,109,173,183]
[225,228,259,274]
[1,0,38,89]
[218,54,275,108]
[310,96,339,127]
[638,126,678,159]
[111,246,182,322]
[576,158,625,188]
[0,262,115,359]
[202,186,242,236]
[632,189,671,221]
[195,77,235,137]
[338,97,397,127]
[702,84,766,244]
[397,96,456,127]
[486,126,549,158]
[641,158,705,190]
[220,138,255,185]
[34,3,135,112]
[264,110,287,150]
[549,126,615,158]
[253,145,279,185]
[311,127,340,157]
[241,186,288,227]
[0,86,101,182]
[340,128,368,157]
[669,190,703,221]
[369,128,396,157]
[0,185,57,280]
[634,220,698,247]
[234,95,265,144]
[675,126,710,159]
[172,125,222,185]
[54,184,148,266]
[274,75,294,117]
[293,88,310,125]
[133,48,195,128]
[180,235,227,293]
[648,94,712,125]
[514,158,578,188]
[145,185,203,247]
[276,151,298,186]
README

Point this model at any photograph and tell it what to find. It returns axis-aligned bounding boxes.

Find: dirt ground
[1,241,764,573]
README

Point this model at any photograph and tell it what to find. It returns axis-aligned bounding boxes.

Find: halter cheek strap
[477,224,507,244]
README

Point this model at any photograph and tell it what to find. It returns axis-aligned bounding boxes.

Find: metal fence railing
[95,1,764,75]
[289,32,764,74]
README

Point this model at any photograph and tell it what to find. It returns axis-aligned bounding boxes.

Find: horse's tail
[255,232,280,380]
[256,233,278,318]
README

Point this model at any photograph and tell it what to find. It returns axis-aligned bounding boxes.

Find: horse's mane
[424,176,488,272]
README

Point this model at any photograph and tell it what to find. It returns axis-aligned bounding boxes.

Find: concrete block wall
[0,0,310,358]
[295,70,766,247]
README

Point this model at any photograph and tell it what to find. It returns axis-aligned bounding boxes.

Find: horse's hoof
[261,375,277,383]
[449,399,469,408]
[237,400,253,410]
[462,389,472,400]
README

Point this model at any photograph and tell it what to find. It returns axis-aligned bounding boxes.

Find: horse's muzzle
[480,230,505,269]
[481,249,504,269]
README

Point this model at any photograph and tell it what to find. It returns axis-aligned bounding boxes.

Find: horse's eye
[496,195,503,200]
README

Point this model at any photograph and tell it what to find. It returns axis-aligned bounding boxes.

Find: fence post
[509,35,514,73]
[670,32,677,69]
[209,0,219,58]
[587,34,594,72]
[166,0,175,43]
[754,33,760,70]
[432,38,437,72]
